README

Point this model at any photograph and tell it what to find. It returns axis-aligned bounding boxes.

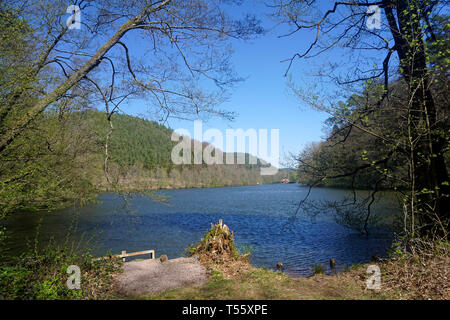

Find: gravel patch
[114,256,208,297]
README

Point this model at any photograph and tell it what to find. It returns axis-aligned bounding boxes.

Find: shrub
[312,264,325,275]
[0,242,121,300]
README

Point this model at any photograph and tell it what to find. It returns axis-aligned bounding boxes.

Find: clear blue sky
[121,1,350,165]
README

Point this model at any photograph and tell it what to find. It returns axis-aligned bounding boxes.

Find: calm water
[1,184,399,276]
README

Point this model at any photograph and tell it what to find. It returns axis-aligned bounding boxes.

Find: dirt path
[114,256,208,297]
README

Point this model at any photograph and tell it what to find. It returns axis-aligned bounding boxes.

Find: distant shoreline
[98,181,292,193]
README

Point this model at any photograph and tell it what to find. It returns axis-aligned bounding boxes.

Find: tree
[0,0,262,213]
[0,0,260,152]
[273,0,449,238]
[0,0,262,152]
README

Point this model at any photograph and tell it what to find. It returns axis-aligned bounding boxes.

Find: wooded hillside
[0,109,286,216]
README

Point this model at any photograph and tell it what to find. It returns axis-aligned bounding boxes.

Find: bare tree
[0,0,262,154]
[272,0,449,238]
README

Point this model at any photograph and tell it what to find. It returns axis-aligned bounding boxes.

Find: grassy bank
[141,220,387,300]
[143,265,389,300]
[143,223,449,300]
[6,246,446,300]
[143,249,449,300]
[0,239,122,300]
[1,220,447,300]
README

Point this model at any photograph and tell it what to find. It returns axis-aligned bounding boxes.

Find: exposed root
[190,220,251,278]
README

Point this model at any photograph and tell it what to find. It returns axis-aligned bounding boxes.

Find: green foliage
[86,111,176,171]
[83,110,286,191]
[0,240,121,300]
[0,111,98,217]
[389,241,406,259]
[237,244,254,257]
[0,107,286,216]
[311,264,325,275]
[0,8,92,217]
[425,15,449,71]
[0,226,6,257]
[296,87,401,190]
[0,6,37,111]
[210,269,225,280]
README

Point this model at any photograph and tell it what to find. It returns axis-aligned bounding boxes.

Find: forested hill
[0,109,287,216]
[81,110,287,191]
[86,111,176,172]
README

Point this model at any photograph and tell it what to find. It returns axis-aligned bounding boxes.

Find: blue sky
[120,1,350,165]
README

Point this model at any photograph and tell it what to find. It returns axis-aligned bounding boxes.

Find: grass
[380,240,450,299]
[0,242,123,300]
[0,218,123,300]
[143,265,391,300]
[0,249,122,300]
[312,264,325,275]
[143,239,450,300]
[141,220,393,300]
[4,218,443,300]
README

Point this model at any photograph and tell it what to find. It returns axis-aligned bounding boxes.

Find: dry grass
[143,243,450,300]
[143,220,388,300]
[142,221,449,300]
[380,240,450,300]
[144,263,392,300]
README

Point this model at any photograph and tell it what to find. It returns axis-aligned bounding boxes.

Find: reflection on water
[1,184,399,276]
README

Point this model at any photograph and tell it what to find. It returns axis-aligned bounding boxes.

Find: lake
[1,184,399,276]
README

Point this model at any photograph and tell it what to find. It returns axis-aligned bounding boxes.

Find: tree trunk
[386,0,449,236]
